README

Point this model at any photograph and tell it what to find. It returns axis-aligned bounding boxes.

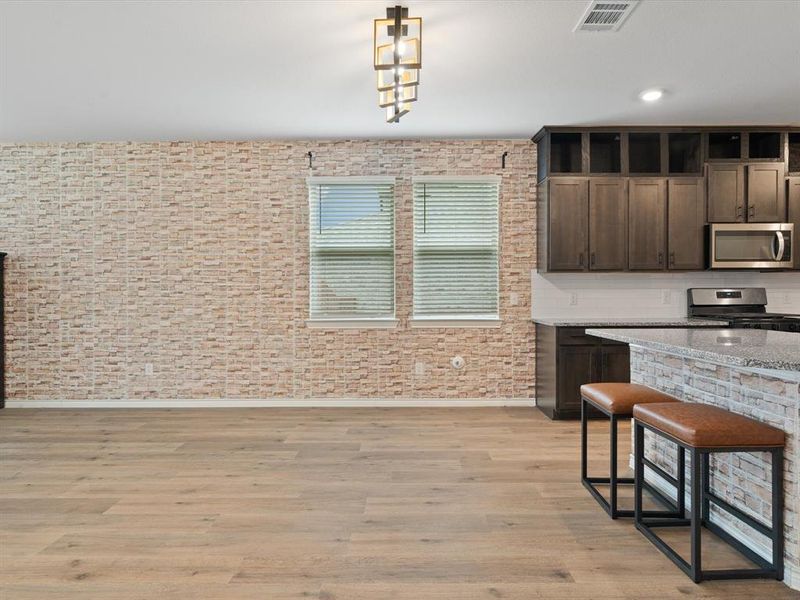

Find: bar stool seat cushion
[633,402,785,449]
[580,383,679,415]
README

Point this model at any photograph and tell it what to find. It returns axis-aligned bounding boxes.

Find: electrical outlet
[510,292,520,306]
[569,293,578,306]
[144,363,154,376]
[661,290,671,305]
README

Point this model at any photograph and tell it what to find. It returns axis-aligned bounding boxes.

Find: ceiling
[1,0,798,142]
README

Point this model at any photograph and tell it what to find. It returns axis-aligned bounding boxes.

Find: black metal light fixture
[373,5,422,123]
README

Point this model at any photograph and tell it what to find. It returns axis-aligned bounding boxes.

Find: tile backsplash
[531,271,800,319]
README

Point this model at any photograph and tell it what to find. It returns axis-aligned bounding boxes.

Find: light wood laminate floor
[1,407,797,599]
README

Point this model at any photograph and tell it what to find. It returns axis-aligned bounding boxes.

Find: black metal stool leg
[772,448,784,581]
[701,453,710,526]
[610,414,618,518]
[690,449,703,583]
[677,445,686,517]
[634,422,644,525]
[581,397,588,482]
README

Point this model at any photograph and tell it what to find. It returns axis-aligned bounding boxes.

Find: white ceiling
[1,0,799,142]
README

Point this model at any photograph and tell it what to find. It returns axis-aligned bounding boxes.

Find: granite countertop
[533,317,727,327]
[586,327,800,372]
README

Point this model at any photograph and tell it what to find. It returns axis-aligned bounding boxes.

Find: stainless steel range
[688,287,800,333]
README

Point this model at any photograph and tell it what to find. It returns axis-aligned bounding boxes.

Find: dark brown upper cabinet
[707,163,745,222]
[533,126,798,273]
[628,178,704,271]
[747,162,786,222]
[789,178,800,270]
[628,133,662,174]
[707,162,786,223]
[708,132,742,160]
[628,178,666,270]
[667,178,706,270]
[589,179,627,270]
[546,178,589,271]
[668,133,702,174]
[590,132,621,173]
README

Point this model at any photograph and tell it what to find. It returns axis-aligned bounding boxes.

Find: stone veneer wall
[631,346,799,584]
[0,140,536,403]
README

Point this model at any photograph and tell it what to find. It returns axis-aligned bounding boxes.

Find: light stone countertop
[533,317,726,327]
[586,327,800,372]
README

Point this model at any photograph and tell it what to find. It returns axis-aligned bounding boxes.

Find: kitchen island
[587,327,800,591]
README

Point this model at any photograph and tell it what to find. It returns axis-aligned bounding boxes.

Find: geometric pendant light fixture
[373,5,422,123]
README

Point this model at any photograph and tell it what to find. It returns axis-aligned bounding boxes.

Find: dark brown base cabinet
[535,324,630,420]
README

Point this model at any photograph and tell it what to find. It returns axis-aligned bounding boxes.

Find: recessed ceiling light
[639,89,663,102]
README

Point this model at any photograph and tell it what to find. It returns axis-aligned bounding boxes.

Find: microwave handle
[774,231,786,261]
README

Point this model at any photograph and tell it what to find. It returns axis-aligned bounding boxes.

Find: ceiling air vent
[574,1,639,32]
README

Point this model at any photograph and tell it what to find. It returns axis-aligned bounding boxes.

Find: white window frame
[410,175,501,328]
[306,176,398,328]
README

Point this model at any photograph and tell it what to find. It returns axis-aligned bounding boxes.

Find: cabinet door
[600,345,630,383]
[548,178,589,271]
[589,179,627,270]
[557,345,597,413]
[789,177,800,270]
[707,163,744,223]
[628,178,666,270]
[747,162,786,222]
[668,178,706,270]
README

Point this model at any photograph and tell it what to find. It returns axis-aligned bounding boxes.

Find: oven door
[709,223,794,269]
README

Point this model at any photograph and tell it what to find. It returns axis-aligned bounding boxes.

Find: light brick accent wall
[631,346,799,581]
[0,140,536,402]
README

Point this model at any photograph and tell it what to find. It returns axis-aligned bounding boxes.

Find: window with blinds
[308,177,395,320]
[412,176,500,319]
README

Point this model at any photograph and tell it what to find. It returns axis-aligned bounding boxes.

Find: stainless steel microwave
[709,223,793,269]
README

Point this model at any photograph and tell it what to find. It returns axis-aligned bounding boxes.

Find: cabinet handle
[749,205,755,219]
[579,253,584,267]
[669,252,675,267]
[658,252,664,266]
[590,252,596,267]
[736,205,743,220]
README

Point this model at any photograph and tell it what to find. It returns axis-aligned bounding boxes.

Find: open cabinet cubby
[748,132,782,159]
[668,132,702,174]
[628,132,661,173]
[708,132,741,159]
[789,133,800,173]
[590,132,621,173]
[549,132,583,174]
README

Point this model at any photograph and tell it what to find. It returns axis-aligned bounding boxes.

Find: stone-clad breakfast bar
[586,327,800,590]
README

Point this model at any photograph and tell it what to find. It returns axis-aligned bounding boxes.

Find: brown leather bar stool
[633,402,785,583]
[580,383,681,519]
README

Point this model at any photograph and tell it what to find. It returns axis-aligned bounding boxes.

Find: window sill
[306,318,399,329]
[410,318,502,328]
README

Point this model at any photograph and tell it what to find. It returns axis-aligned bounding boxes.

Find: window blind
[412,177,500,318]
[308,178,395,319]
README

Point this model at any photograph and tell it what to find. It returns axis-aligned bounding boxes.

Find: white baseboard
[5,398,537,409]
[629,455,798,591]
